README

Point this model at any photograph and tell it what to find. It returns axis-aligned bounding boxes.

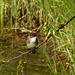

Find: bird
[26,32,38,54]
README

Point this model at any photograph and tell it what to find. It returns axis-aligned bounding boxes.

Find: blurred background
[0,0,75,75]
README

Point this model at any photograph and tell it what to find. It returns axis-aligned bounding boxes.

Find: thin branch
[0,16,75,65]
[0,49,32,65]
[55,16,75,33]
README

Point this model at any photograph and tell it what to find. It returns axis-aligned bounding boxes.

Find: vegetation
[0,0,75,75]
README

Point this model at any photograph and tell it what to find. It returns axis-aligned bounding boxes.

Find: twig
[55,16,75,33]
[0,50,32,65]
[0,16,75,65]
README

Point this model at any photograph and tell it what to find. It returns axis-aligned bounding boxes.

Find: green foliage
[0,0,75,75]
[40,45,56,75]
[0,0,3,35]
[17,60,25,73]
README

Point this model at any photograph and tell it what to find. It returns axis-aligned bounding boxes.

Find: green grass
[0,0,75,75]
[0,0,3,35]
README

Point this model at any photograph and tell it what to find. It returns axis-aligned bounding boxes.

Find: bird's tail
[32,49,35,54]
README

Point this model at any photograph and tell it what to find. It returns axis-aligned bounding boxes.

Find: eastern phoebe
[26,32,38,54]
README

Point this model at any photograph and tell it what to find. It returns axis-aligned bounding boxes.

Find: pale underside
[27,37,37,48]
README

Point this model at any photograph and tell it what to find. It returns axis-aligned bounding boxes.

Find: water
[0,33,50,75]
